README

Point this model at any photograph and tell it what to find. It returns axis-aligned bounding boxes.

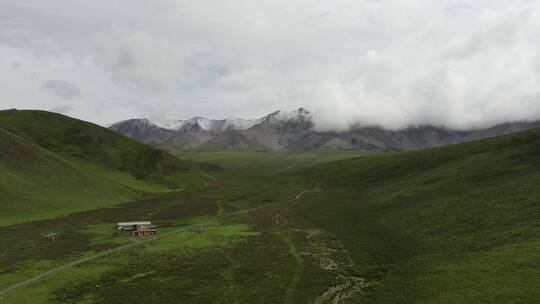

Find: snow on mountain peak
[261,108,312,125]
[112,108,312,133]
[154,116,264,132]
[154,119,184,130]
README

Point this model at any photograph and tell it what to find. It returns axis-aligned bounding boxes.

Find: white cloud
[42,80,81,99]
[1,0,540,130]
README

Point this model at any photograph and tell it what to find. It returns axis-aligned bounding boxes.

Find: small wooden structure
[131,226,156,237]
[116,221,156,237]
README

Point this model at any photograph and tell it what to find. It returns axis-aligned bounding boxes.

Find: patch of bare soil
[316,275,368,304]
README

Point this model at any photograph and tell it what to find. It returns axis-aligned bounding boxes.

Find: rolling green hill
[292,128,540,303]
[0,110,211,225]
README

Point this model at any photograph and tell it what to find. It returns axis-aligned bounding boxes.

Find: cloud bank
[42,80,81,100]
[1,0,540,130]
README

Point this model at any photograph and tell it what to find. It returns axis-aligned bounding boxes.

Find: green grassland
[0,110,538,303]
[292,129,540,303]
[177,149,365,172]
[0,189,335,304]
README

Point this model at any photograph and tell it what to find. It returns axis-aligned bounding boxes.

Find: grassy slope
[0,110,210,225]
[177,149,365,174]
[2,112,538,304]
[176,150,365,210]
[293,128,540,303]
[1,148,359,304]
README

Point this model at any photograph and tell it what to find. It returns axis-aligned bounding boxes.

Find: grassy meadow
[0,110,538,303]
[292,129,540,303]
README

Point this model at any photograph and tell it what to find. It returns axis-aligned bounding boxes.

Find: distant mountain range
[109,108,540,152]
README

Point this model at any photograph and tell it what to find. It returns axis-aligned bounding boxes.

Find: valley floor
[0,151,366,304]
[1,138,539,304]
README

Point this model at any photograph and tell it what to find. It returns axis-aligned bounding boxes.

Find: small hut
[116,221,156,236]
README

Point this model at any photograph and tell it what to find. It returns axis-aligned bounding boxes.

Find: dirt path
[0,190,309,300]
[283,234,304,304]
[0,242,134,299]
[287,190,306,203]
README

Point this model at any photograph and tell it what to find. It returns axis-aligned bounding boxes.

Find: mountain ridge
[109,108,540,152]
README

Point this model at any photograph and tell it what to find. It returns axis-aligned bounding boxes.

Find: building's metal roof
[117,221,152,226]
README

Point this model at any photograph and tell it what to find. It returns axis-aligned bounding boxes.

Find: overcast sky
[1,0,540,130]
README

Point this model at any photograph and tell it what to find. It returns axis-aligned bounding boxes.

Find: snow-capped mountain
[253,108,313,133]
[153,117,264,132]
[115,109,310,134]
[109,108,314,148]
[109,109,540,152]
[258,108,312,126]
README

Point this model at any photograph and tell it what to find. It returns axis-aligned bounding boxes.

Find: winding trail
[0,190,310,300]
[283,234,304,304]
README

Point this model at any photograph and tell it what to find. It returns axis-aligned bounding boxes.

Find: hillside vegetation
[1,110,538,303]
[293,128,540,303]
[0,110,211,225]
